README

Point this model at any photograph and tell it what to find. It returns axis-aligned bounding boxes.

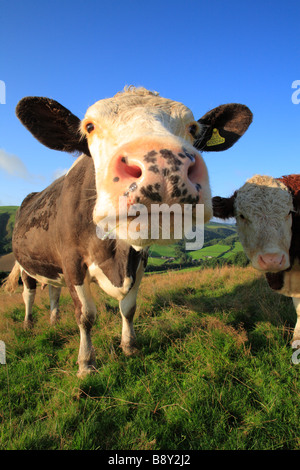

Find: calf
[213,174,300,341]
[5,86,252,377]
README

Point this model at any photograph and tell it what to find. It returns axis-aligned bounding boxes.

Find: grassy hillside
[0,206,18,256]
[0,266,299,450]
[147,222,242,269]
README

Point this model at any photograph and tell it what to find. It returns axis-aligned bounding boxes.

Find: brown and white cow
[5,86,252,377]
[213,174,300,342]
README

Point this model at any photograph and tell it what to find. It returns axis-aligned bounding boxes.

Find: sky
[0,0,300,207]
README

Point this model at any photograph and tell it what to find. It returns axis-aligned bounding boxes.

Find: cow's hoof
[121,343,140,356]
[50,313,60,326]
[77,365,97,379]
[23,319,34,330]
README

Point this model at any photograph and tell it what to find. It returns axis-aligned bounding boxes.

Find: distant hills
[0,206,18,257]
[0,206,247,275]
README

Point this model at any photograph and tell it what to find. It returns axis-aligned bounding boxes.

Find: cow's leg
[21,271,37,329]
[119,259,145,356]
[119,295,138,356]
[67,279,97,377]
[292,297,300,342]
[49,285,61,325]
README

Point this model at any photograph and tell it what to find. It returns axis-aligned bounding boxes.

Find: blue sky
[0,0,299,206]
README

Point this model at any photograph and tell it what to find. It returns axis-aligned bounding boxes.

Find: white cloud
[0,148,43,182]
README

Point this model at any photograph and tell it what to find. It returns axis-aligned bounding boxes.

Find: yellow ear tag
[206,128,225,147]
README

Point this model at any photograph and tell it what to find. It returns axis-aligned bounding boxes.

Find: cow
[212,174,300,342]
[5,86,252,377]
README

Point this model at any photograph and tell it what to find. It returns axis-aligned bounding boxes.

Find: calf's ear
[212,194,236,219]
[16,97,90,156]
[195,103,253,152]
[294,191,300,215]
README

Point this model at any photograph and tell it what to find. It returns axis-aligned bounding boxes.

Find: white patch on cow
[276,259,300,298]
[119,257,145,353]
[88,262,133,300]
[293,297,300,341]
[19,264,66,287]
[75,282,97,376]
[22,283,36,326]
[49,285,61,325]
[120,258,144,315]
[74,283,97,317]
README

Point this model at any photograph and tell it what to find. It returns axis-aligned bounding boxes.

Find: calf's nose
[258,253,286,271]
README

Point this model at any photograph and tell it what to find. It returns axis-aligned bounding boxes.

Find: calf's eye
[85,122,95,134]
[239,214,245,220]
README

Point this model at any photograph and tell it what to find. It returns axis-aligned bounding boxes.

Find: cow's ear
[16,97,91,156]
[212,194,236,219]
[194,104,253,152]
[294,191,300,215]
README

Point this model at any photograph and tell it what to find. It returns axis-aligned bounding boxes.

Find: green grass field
[0,266,299,450]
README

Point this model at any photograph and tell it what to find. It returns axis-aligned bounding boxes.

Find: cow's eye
[239,214,246,220]
[85,122,95,134]
[188,122,200,138]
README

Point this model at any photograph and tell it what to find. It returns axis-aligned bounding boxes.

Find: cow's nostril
[187,160,199,184]
[124,164,142,179]
[118,157,142,179]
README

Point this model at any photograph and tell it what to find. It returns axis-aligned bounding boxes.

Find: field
[0,266,299,450]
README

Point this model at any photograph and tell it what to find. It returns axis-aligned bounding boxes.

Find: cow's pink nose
[109,137,206,206]
[258,253,286,270]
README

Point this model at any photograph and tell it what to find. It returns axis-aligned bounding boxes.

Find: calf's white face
[234,175,293,272]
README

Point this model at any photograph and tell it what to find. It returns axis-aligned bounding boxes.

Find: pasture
[0,266,299,450]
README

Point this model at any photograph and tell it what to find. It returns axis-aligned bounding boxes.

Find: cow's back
[12,155,96,281]
[13,170,65,280]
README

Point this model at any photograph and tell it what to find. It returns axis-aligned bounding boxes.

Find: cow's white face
[234,175,294,272]
[16,87,253,248]
[81,87,212,246]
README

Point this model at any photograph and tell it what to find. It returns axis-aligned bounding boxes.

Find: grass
[0,266,299,450]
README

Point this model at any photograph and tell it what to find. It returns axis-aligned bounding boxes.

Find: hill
[0,265,298,450]
[0,206,18,257]
[147,221,247,271]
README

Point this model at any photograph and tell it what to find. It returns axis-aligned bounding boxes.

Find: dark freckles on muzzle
[113,146,202,206]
